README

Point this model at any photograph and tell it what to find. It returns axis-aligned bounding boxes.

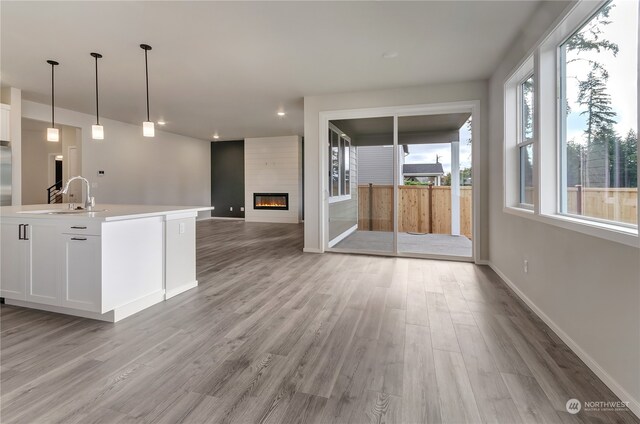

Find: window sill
[329,195,352,204]
[504,206,535,218]
[504,206,638,248]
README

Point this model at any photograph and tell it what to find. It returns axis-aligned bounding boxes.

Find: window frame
[328,123,352,204]
[556,1,638,230]
[517,73,536,209]
[503,0,639,248]
[504,56,536,213]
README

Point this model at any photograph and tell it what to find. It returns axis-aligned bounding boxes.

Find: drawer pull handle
[71,237,87,241]
[70,226,87,229]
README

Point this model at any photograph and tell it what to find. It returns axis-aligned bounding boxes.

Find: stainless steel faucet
[61,176,94,210]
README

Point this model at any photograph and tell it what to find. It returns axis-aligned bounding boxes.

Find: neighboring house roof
[403,163,444,176]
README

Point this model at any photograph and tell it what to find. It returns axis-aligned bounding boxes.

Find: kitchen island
[0,204,211,322]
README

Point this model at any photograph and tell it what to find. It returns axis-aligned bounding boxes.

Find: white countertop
[0,204,213,222]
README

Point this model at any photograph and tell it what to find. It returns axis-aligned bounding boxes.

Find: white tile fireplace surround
[244,136,302,223]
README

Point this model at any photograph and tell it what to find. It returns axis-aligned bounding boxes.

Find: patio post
[451,140,461,236]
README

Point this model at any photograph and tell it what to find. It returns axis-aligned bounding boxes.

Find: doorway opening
[22,118,82,205]
[322,102,479,261]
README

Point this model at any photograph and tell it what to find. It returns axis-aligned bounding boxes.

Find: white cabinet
[60,234,101,312]
[0,222,27,299]
[0,219,102,313]
[25,222,59,305]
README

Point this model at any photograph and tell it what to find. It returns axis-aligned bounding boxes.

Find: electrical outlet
[230,207,233,211]
[240,207,244,212]
[523,259,529,274]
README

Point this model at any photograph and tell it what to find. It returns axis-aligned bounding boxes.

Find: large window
[329,124,351,201]
[519,75,535,207]
[559,0,637,227]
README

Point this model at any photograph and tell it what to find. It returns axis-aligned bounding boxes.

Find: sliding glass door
[326,106,475,260]
[327,117,395,254]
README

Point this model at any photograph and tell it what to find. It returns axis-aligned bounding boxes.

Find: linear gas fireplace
[253,193,289,210]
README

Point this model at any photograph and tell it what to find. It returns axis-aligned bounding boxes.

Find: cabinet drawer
[61,222,101,236]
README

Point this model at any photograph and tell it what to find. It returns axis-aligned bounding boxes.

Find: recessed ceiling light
[213,134,219,140]
[382,51,399,59]
[277,111,286,117]
[157,120,166,126]
[341,133,346,137]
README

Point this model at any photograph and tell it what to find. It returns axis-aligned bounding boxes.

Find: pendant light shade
[140,44,154,138]
[92,124,104,140]
[46,60,59,142]
[90,52,104,140]
[47,127,59,142]
[143,121,155,137]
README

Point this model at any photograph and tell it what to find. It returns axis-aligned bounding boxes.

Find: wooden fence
[356,185,637,238]
[566,187,637,225]
[358,185,473,238]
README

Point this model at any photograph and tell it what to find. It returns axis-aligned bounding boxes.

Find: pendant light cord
[144,48,150,122]
[51,63,55,128]
[95,55,99,125]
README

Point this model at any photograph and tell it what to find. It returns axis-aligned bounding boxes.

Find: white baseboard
[6,299,116,321]
[204,216,245,221]
[487,261,640,419]
[303,247,323,254]
[328,224,358,248]
[112,290,165,322]
[165,281,198,299]
[4,289,165,323]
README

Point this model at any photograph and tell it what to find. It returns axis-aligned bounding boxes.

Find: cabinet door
[25,222,60,305]
[61,235,101,313]
[0,222,27,300]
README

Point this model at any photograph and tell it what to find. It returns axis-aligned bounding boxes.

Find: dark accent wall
[211,140,245,218]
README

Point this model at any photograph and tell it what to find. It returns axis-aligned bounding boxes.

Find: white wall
[304,81,489,256]
[21,101,211,218]
[244,135,302,223]
[487,0,640,415]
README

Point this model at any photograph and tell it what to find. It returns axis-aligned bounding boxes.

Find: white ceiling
[1,1,540,141]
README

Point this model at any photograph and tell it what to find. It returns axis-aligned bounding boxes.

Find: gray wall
[329,144,358,241]
[488,0,640,412]
[211,140,245,218]
[357,145,394,185]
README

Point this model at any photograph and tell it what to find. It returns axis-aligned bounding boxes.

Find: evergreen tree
[565,4,619,79]
[621,129,638,188]
[577,68,617,146]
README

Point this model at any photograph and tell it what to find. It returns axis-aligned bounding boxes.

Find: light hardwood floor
[1,220,637,424]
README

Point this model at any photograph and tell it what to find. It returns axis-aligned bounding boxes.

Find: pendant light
[140,44,154,137]
[90,52,104,140]
[46,60,60,142]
